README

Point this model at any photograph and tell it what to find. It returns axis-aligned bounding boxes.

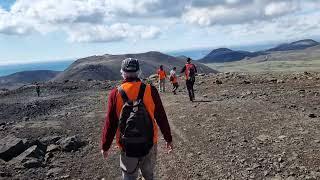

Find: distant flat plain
[207,59,320,72]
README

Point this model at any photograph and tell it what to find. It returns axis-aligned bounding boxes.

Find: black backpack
[118,83,154,157]
[187,64,196,81]
[189,67,195,77]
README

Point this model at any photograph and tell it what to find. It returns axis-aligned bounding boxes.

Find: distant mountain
[248,44,320,62]
[198,48,263,63]
[199,39,320,63]
[53,51,217,82]
[169,49,212,60]
[267,39,319,52]
[0,70,61,89]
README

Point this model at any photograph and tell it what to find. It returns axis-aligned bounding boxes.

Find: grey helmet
[121,58,140,72]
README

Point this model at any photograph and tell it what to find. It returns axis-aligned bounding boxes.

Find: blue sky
[0,0,320,65]
[0,0,15,10]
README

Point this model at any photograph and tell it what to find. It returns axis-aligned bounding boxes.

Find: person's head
[160,65,163,70]
[187,57,192,64]
[120,58,141,79]
[173,67,176,71]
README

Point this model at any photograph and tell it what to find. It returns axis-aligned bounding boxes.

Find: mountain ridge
[267,39,319,52]
[53,51,217,82]
[199,39,320,63]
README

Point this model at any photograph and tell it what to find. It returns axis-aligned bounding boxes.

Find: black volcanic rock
[0,135,26,162]
[9,145,46,165]
[58,135,85,152]
[267,39,319,52]
[53,51,217,81]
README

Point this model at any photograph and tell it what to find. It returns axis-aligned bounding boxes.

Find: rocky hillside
[1,72,320,179]
[0,70,61,89]
[53,51,217,82]
[199,39,320,63]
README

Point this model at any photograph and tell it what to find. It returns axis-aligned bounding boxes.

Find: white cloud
[0,0,319,43]
[209,11,320,45]
[10,0,107,24]
[105,0,188,17]
[182,0,317,26]
[0,0,162,42]
[264,1,299,16]
[67,23,161,43]
[182,5,259,26]
[0,7,34,35]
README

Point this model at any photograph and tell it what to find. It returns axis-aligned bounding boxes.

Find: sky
[0,0,320,65]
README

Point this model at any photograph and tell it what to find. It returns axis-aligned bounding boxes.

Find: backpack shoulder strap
[118,86,129,103]
[137,83,146,101]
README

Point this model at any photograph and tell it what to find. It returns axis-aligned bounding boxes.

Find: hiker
[101,58,173,180]
[157,65,167,92]
[180,57,197,101]
[36,83,40,97]
[169,67,179,95]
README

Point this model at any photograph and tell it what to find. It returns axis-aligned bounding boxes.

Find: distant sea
[0,60,75,77]
[168,49,212,60]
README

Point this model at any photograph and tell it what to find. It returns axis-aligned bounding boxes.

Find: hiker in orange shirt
[181,58,197,101]
[157,65,167,92]
[101,58,173,180]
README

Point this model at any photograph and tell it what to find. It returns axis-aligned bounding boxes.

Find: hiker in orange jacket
[101,58,173,180]
[181,58,197,101]
[157,65,167,92]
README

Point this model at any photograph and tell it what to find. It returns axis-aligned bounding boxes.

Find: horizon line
[1,37,319,66]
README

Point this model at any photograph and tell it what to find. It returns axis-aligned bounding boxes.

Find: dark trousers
[186,79,195,101]
[172,83,179,94]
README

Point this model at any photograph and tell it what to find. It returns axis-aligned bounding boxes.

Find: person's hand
[101,150,108,159]
[166,142,173,154]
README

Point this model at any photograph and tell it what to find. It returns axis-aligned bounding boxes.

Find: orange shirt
[170,70,178,83]
[157,69,167,80]
[172,77,177,83]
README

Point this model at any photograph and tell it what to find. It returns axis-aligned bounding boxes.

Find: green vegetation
[207,60,320,72]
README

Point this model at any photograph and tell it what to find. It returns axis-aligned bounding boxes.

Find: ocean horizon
[0,60,75,77]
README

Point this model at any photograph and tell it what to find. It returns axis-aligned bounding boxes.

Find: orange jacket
[170,70,178,83]
[157,69,167,80]
[181,63,197,80]
[172,77,177,84]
